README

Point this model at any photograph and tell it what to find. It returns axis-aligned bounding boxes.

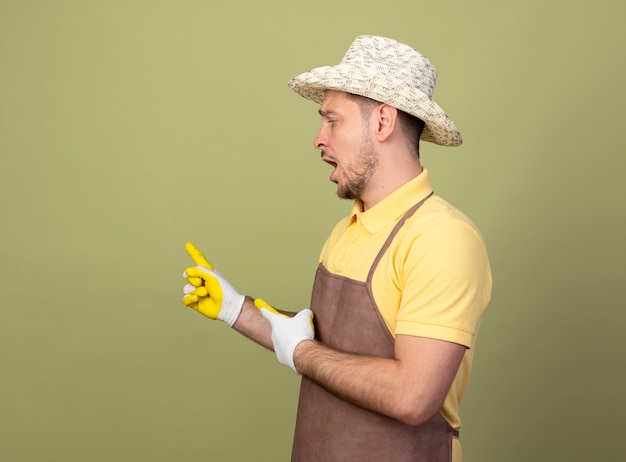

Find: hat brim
[289,64,462,147]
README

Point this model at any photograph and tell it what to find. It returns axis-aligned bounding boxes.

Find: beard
[336,134,378,201]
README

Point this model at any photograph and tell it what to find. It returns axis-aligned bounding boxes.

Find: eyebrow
[319,109,339,117]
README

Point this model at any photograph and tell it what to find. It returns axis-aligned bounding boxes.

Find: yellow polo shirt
[318,168,492,458]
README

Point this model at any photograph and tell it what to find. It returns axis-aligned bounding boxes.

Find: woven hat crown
[288,35,462,147]
[340,35,438,100]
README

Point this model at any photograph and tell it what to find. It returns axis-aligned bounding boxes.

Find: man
[182,35,492,462]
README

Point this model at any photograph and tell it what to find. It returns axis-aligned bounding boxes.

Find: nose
[313,127,327,150]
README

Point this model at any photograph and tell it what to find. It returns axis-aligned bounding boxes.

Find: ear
[373,104,398,142]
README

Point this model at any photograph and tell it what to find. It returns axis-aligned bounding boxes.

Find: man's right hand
[182,242,245,327]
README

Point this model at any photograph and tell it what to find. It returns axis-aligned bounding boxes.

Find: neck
[360,162,423,211]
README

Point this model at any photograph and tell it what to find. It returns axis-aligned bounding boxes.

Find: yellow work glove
[253,298,282,316]
[258,298,315,373]
[182,242,245,327]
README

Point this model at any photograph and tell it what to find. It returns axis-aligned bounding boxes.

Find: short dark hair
[397,109,425,155]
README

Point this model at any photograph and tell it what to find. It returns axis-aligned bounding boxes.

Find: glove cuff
[219,291,245,327]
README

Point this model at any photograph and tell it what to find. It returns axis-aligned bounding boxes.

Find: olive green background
[1,1,624,461]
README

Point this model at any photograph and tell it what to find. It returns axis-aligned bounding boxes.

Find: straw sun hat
[288,35,462,147]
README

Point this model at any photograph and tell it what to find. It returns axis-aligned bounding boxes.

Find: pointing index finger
[184,242,214,270]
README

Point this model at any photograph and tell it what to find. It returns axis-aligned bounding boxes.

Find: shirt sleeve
[393,218,492,348]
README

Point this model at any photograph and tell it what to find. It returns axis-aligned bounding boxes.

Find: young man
[182,35,492,462]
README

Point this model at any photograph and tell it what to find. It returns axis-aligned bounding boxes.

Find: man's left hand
[260,307,314,373]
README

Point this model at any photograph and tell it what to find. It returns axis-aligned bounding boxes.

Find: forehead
[320,90,359,115]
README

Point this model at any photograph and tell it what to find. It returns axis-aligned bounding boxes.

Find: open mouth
[322,157,339,184]
[321,154,337,168]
